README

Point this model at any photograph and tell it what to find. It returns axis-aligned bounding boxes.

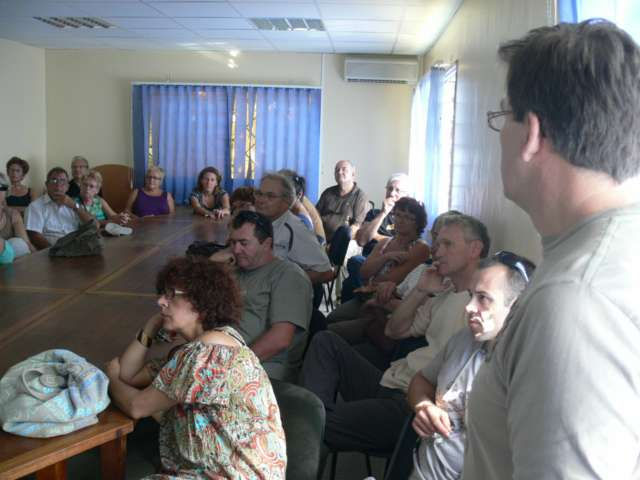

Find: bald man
[316,160,369,242]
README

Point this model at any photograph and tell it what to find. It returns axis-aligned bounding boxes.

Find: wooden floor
[0,208,228,376]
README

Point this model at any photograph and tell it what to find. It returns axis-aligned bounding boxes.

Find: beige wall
[320,54,412,206]
[422,0,553,262]
[44,49,413,206]
[0,39,46,187]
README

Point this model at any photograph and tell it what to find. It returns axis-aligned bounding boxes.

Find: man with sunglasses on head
[25,167,94,250]
[408,252,534,480]
[465,21,640,480]
[229,210,312,382]
[302,213,489,454]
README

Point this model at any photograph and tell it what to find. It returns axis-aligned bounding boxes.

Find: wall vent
[34,17,113,29]
[344,57,418,85]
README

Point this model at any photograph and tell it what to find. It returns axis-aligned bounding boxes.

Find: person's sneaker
[105,222,133,236]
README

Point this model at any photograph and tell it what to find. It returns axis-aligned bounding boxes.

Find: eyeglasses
[393,211,416,222]
[160,288,186,301]
[47,178,68,185]
[146,175,163,181]
[493,250,535,283]
[487,110,512,132]
[255,190,285,200]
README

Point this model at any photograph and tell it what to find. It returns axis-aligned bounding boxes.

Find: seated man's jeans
[341,255,366,303]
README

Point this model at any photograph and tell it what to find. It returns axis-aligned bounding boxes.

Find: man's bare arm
[250,323,297,361]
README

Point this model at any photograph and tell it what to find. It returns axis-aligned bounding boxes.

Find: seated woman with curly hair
[105,257,287,479]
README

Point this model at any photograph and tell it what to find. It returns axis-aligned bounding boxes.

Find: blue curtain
[408,67,445,231]
[132,84,322,204]
[558,1,640,44]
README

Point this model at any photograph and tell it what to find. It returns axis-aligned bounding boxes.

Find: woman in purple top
[125,166,175,217]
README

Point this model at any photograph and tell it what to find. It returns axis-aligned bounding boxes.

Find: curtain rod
[131,81,321,90]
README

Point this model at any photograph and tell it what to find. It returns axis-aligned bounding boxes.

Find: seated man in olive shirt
[229,210,313,381]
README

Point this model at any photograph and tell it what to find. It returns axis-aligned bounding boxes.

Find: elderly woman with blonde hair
[75,170,129,226]
[125,166,175,217]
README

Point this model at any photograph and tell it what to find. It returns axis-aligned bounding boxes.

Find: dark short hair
[156,257,242,330]
[393,197,427,236]
[499,19,640,182]
[196,167,222,194]
[46,167,68,182]
[231,210,273,242]
[440,214,491,258]
[278,169,306,198]
[7,157,29,176]
[477,255,536,305]
[230,186,255,206]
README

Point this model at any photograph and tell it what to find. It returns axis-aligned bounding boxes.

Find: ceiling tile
[229,2,320,18]
[220,38,272,49]
[329,31,396,42]
[399,21,429,35]
[127,28,201,40]
[147,2,239,18]
[101,37,173,48]
[71,2,164,17]
[0,0,81,17]
[259,30,328,41]
[334,43,392,54]
[66,26,139,37]
[318,3,403,21]
[324,19,398,33]
[173,17,253,30]
[105,17,181,29]
[200,29,263,39]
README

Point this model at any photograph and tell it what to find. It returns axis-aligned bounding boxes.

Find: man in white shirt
[301,214,489,452]
[464,20,640,479]
[25,167,94,249]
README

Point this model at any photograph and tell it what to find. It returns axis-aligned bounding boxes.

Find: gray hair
[440,214,491,258]
[71,155,89,167]
[261,172,296,206]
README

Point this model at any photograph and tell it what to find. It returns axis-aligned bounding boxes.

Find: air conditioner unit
[344,56,419,84]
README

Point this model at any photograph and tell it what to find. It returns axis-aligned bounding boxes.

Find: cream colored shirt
[380,288,470,391]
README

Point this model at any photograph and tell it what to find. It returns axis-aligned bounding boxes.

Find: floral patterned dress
[144,326,287,479]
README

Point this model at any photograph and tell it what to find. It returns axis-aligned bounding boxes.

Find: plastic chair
[92,164,133,213]
[271,379,326,480]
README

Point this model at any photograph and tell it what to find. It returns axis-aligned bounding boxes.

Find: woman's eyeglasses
[160,288,186,301]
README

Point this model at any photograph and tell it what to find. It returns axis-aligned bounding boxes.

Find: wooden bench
[0,407,133,480]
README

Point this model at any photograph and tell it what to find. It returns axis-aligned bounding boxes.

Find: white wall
[44,49,413,206]
[423,0,554,262]
[0,39,46,187]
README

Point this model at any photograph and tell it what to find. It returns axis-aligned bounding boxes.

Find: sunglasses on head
[493,250,535,283]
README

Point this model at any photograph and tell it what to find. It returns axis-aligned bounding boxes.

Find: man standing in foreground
[464,20,640,479]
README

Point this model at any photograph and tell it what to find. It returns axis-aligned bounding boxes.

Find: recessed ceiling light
[33,16,112,29]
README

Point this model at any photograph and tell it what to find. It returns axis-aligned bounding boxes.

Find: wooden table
[0,408,133,480]
[0,208,228,478]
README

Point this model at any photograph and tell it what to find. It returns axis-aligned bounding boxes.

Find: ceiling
[0,0,463,55]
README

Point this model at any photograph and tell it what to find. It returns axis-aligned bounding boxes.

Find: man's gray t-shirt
[410,328,486,480]
[236,258,312,382]
[463,204,640,479]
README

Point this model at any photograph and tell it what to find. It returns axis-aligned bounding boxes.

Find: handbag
[49,220,104,257]
[0,349,110,438]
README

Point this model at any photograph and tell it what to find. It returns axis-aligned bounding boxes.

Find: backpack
[49,220,104,257]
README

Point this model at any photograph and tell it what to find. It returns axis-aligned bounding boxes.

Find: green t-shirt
[236,258,312,382]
